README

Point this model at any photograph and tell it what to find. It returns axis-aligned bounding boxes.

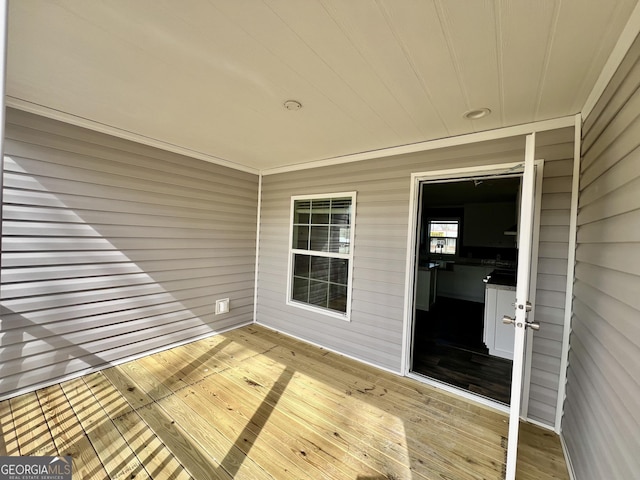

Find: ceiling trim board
[261,115,575,176]
[582,0,640,120]
[5,96,260,175]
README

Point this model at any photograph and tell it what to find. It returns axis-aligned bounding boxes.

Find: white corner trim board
[555,114,582,432]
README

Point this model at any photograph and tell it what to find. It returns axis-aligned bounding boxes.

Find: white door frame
[401,158,544,415]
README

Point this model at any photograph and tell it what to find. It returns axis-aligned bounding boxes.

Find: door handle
[503,316,541,331]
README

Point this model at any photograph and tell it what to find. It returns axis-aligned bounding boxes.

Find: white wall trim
[555,114,582,432]
[0,321,253,403]
[582,1,640,119]
[253,173,263,324]
[6,96,260,175]
[262,116,575,176]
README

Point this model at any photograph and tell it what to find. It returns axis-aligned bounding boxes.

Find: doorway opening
[410,174,522,404]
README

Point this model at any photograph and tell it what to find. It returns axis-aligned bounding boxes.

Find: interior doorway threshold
[407,370,510,414]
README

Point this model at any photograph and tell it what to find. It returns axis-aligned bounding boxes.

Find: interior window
[428,219,459,255]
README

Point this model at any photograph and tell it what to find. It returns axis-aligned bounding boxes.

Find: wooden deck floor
[0,325,569,479]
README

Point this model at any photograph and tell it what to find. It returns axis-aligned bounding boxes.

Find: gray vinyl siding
[561,34,640,479]
[0,108,258,399]
[257,129,574,427]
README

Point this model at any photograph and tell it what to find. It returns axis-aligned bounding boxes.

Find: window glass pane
[308,280,328,308]
[328,226,350,253]
[429,237,457,255]
[293,225,309,249]
[310,225,329,251]
[429,221,459,239]
[290,194,353,316]
[311,199,331,224]
[328,284,347,313]
[310,256,330,281]
[330,197,351,224]
[329,258,348,284]
[294,200,311,224]
[293,254,310,277]
[292,277,309,303]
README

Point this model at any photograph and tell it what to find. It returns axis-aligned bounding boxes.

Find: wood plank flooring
[0,325,569,480]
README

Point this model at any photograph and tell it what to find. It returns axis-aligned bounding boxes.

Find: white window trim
[286,191,356,321]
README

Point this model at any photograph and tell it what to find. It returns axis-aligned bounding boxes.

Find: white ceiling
[7,0,639,173]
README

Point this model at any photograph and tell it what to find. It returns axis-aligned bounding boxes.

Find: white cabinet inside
[416,265,438,311]
[483,284,516,360]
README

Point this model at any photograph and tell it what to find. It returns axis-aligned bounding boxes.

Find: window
[288,193,355,318]
[428,219,459,255]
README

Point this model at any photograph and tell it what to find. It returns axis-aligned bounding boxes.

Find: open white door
[504,134,539,479]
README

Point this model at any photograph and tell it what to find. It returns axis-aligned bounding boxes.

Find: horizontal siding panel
[5,143,257,198]
[535,290,566,310]
[3,221,256,239]
[573,301,640,388]
[534,305,565,326]
[541,176,572,194]
[527,382,558,408]
[540,209,571,225]
[539,225,570,243]
[2,236,256,252]
[534,322,564,342]
[5,128,257,191]
[536,273,567,292]
[565,338,638,480]
[575,263,640,311]
[573,282,640,344]
[532,337,563,358]
[542,159,574,178]
[541,192,571,210]
[578,174,640,224]
[2,204,257,227]
[576,242,639,274]
[527,400,556,426]
[538,242,569,259]
[576,208,640,243]
[581,84,640,173]
[537,258,570,276]
[581,146,640,202]
[532,351,563,375]
[0,109,258,398]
